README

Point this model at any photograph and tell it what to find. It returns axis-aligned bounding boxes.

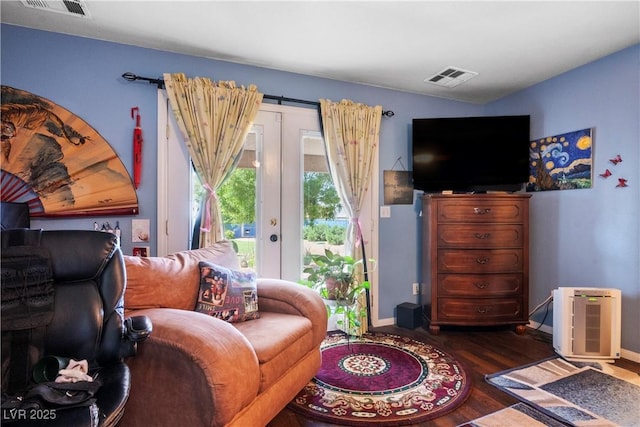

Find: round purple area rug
[288,332,471,426]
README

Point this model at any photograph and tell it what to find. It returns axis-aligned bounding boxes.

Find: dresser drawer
[438,249,523,273]
[437,224,524,248]
[437,200,526,223]
[437,298,524,323]
[438,274,523,297]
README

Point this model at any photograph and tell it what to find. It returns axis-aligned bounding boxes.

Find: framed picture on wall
[383,171,413,204]
[132,246,149,257]
[527,128,593,192]
[132,219,150,242]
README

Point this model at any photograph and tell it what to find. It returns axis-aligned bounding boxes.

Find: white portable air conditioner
[553,287,621,360]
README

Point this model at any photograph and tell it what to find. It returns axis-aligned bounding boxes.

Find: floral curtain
[319,99,382,255]
[164,73,263,246]
[320,99,382,335]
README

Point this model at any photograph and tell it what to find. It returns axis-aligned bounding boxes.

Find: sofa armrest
[256,279,328,347]
[121,308,260,427]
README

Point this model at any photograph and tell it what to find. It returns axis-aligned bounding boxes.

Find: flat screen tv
[412,115,530,193]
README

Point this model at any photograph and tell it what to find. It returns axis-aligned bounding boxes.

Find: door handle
[270,234,278,242]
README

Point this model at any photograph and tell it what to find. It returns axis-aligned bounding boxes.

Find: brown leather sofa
[118,241,327,427]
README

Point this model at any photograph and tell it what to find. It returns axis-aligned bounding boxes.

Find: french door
[158,93,380,325]
[241,106,327,280]
[158,95,324,280]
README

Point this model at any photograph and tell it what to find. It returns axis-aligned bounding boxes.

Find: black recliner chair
[1,229,152,426]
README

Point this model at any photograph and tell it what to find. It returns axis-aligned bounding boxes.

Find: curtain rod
[121,72,395,117]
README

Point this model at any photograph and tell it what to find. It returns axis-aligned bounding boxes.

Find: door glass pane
[302,134,346,274]
[191,132,258,272]
[220,133,257,271]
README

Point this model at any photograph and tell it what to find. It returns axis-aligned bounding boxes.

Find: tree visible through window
[193,167,346,269]
[218,168,256,226]
[303,172,341,225]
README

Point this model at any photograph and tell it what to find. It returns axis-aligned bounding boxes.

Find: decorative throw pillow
[123,241,240,311]
[195,261,259,323]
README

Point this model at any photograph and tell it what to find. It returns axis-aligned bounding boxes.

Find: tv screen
[412,115,530,193]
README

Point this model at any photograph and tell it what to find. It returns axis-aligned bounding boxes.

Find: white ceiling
[2,1,639,104]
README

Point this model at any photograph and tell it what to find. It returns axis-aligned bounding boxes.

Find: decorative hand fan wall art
[1,86,138,217]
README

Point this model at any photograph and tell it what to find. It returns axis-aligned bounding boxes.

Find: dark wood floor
[269,324,640,427]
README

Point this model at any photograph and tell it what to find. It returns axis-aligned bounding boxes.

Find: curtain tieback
[200,184,217,233]
[351,217,363,247]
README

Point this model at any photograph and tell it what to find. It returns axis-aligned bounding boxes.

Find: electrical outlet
[412,283,419,295]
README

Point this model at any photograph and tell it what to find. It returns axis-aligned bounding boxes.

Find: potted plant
[300,249,374,335]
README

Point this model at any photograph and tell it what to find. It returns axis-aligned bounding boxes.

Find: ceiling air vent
[425,66,478,88]
[20,0,91,18]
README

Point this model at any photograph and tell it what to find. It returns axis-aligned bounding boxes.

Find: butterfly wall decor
[599,169,612,178]
[609,154,623,165]
[599,154,629,189]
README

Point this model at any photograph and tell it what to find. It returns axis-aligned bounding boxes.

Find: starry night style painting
[527,128,593,192]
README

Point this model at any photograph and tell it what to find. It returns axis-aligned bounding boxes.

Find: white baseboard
[373,318,640,363]
[372,316,395,327]
[526,320,553,334]
[527,320,640,363]
[620,348,640,363]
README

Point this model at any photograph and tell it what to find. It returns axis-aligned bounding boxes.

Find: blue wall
[2,24,638,353]
[0,23,479,324]
[486,45,640,355]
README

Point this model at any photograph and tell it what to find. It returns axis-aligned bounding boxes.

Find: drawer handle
[474,282,488,289]
[474,233,491,240]
[473,208,491,215]
[477,307,490,314]
[476,257,490,264]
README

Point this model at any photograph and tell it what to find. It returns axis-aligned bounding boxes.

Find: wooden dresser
[421,194,531,334]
